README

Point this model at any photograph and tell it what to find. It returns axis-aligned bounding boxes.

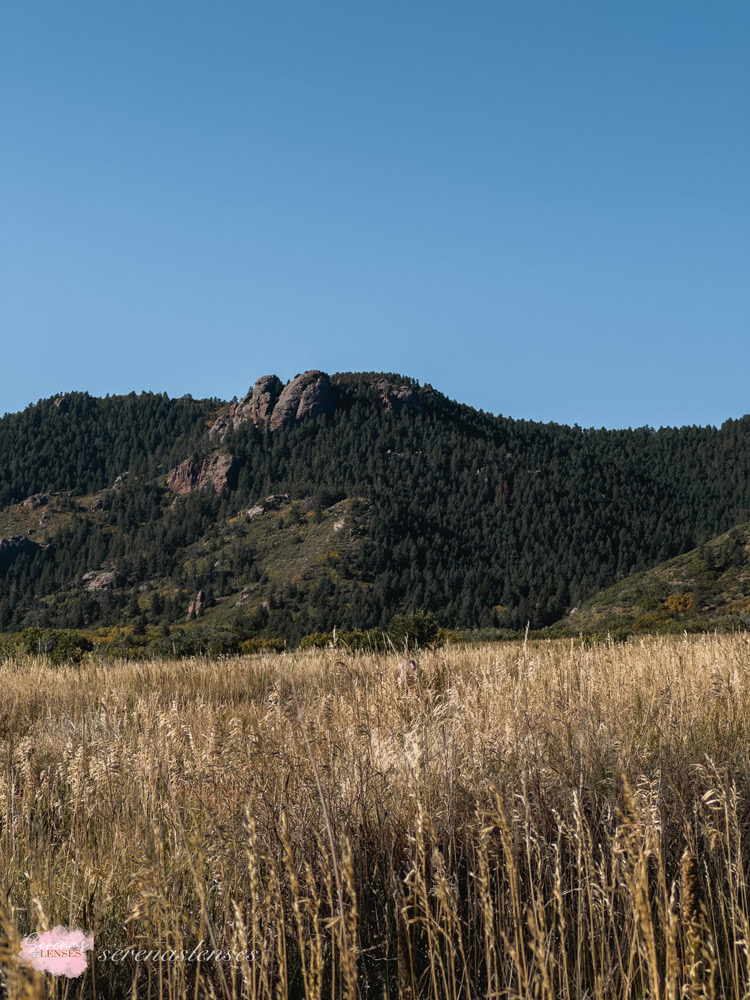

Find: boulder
[83,569,116,592]
[242,494,291,520]
[22,493,49,510]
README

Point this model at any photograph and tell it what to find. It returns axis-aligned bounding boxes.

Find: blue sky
[1,2,748,428]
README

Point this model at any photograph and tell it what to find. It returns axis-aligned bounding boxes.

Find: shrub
[239,637,286,655]
[389,610,440,651]
[299,632,333,650]
[4,627,93,664]
[664,591,696,614]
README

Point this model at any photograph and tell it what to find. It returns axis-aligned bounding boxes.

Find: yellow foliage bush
[664,591,696,613]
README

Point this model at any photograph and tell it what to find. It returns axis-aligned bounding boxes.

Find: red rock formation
[167,453,241,494]
[167,458,200,494]
[198,453,241,492]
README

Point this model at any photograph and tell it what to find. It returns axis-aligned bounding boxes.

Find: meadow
[1,634,750,999]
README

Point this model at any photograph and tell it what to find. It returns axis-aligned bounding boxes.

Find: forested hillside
[1,371,749,649]
[557,522,750,636]
[0,391,218,506]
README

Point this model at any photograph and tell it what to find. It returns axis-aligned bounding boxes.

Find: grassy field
[1,635,750,998]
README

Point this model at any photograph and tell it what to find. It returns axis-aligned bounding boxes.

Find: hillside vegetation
[1,635,750,998]
[558,522,750,637]
[1,371,750,647]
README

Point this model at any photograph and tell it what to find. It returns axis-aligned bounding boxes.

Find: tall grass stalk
[0,634,749,997]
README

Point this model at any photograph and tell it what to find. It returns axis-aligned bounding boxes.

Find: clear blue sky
[1,2,748,429]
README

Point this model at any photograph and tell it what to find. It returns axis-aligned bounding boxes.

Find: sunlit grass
[1,634,750,998]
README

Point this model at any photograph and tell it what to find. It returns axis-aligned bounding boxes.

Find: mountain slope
[0,390,219,507]
[553,523,750,636]
[1,369,750,644]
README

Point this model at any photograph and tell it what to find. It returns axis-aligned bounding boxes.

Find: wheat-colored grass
[1,633,750,998]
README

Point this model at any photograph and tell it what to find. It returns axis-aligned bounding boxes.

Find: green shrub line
[1,607,748,664]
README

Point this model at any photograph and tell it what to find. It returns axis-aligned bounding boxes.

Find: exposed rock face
[270,370,337,431]
[112,472,129,490]
[167,453,242,495]
[0,536,41,572]
[52,395,69,412]
[188,589,205,619]
[22,493,49,510]
[199,453,242,493]
[371,378,425,416]
[249,375,284,429]
[242,494,291,520]
[210,370,422,440]
[209,398,249,440]
[167,459,200,494]
[83,569,116,592]
[209,375,284,439]
[212,371,337,438]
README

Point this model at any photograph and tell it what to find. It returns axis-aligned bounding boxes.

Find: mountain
[552,522,750,637]
[1,369,750,651]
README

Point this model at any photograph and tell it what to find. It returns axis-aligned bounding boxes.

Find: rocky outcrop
[83,569,116,591]
[22,493,49,510]
[211,371,338,438]
[167,453,241,495]
[371,378,425,416]
[242,494,291,520]
[199,453,242,493]
[167,459,200,494]
[209,375,284,439]
[210,370,424,440]
[270,370,337,430]
[187,590,205,619]
[249,375,284,429]
[0,536,41,572]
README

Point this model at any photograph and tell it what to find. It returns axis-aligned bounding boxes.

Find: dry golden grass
[1,633,750,998]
